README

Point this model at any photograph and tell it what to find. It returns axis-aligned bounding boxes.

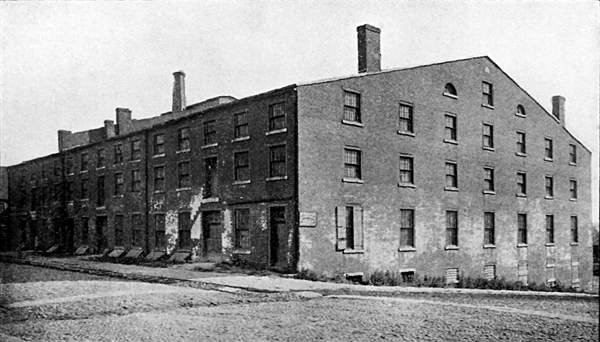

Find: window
[81,218,89,245]
[269,145,287,178]
[177,128,190,151]
[518,213,527,244]
[483,167,494,192]
[545,176,554,197]
[544,138,553,160]
[516,132,526,154]
[66,157,74,174]
[177,161,190,188]
[516,105,526,116]
[115,215,124,246]
[97,176,105,206]
[96,148,105,168]
[81,179,89,199]
[114,144,123,164]
[344,148,361,180]
[66,181,74,201]
[484,265,496,280]
[484,212,495,245]
[399,209,415,248]
[234,151,249,182]
[114,172,124,196]
[444,83,457,97]
[154,214,166,249]
[335,205,363,250]
[153,134,165,155]
[446,211,458,247]
[398,103,413,133]
[234,112,249,139]
[234,209,250,249]
[268,103,286,131]
[546,215,554,244]
[398,156,414,185]
[54,160,61,176]
[131,169,141,192]
[204,120,217,145]
[517,172,527,195]
[132,214,143,247]
[482,81,493,106]
[444,114,457,141]
[445,162,457,189]
[178,212,191,249]
[204,157,217,198]
[154,166,165,192]
[131,140,141,160]
[569,144,577,164]
[482,123,494,149]
[445,268,459,284]
[343,91,361,123]
[80,153,89,172]
[569,180,577,199]
[571,216,578,243]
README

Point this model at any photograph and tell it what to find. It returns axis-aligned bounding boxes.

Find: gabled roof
[299,55,591,154]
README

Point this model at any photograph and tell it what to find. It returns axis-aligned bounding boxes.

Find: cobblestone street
[1,262,598,341]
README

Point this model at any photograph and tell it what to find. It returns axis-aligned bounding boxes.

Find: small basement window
[445,268,459,284]
[401,270,415,283]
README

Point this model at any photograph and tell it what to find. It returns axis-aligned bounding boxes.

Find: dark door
[30,219,38,250]
[96,216,107,252]
[64,218,74,253]
[269,207,287,267]
[202,211,221,260]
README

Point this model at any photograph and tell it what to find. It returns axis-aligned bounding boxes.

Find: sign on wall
[299,211,317,227]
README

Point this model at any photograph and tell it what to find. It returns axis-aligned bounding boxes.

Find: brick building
[4,25,594,288]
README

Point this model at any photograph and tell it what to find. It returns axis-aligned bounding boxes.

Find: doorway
[202,211,221,260]
[269,207,287,268]
[96,216,107,252]
[64,218,74,252]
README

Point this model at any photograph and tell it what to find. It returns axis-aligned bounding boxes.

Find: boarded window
[343,91,360,122]
[399,209,414,248]
[335,205,363,251]
[445,268,459,284]
[446,211,458,246]
[234,209,250,249]
[483,264,495,280]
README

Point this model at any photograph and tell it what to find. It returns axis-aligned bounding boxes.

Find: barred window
[234,112,249,139]
[204,121,216,145]
[445,114,456,141]
[483,124,494,148]
[177,161,190,188]
[545,176,554,197]
[482,81,493,106]
[177,127,190,151]
[269,145,286,178]
[570,216,578,243]
[234,151,249,181]
[80,153,89,171]
[343,91,361,122]
[446,211,458,247]
[399,156,414,184]
[114,172,124,195]
[235,209,250,249]
[569,180,577,199]
[154,166,165,192]
[153,134,165,155]
[269,103,286,131]
[544,138,553,159]
[484,212,495,245]
[517,132,526,154]
[484,167,494,192]
[398,103,413,133]
[546,215,554,243]
[131,140,142,161]
[131,169,141,192]
[518,213,527,244]
[114,143,123,164]
[344,148,361,179]
[445,162,457,188]
[517,172,527,195]
[400,209,414,248]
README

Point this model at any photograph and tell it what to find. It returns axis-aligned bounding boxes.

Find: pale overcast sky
[1,1,598,221]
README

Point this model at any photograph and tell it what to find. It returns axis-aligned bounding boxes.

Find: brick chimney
[116,107,133,135]
[172,71,186,112]
[104,120,115,138]
[552,95,565,125]
[57,130,71,152]
[357,24,381,73]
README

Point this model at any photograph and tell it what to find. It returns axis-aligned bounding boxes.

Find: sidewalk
[1,253,597,298]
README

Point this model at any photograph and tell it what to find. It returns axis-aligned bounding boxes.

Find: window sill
[569,198,577,202]
[444,187,459,192]
[130,159,141,163]
[232,136,250,143]
[80,198,89,202]
[67,173,75,177]
[544,196,554,200]
[397,131,415,137]
[443,139,458,145]
[343,249,365,254]
[266,176,288,182]
[545,243,555,247]
[398,247,416,252]
[96,167,106,171]
[152,154,166,158]
[341,120,364,128]
[342,178,364,184]
[233,180,251,185]
[233,249,251,255]
[176,187,191,191]
[544,157,553,162]
[569,162,577,166]
[443,92,458,99]
[515,152,527,157]
[266,128,287,135]
[515,113,527,118]
[113,195,124,198]
[96,206,106,210]
[176,149,191,154]
[154,190,165,194]
[517,243,528,248]
[483,244,496,249]
[80,170,88,174]
[202,197,220,203]
[398,183,416,188]
[516,193,527,198]
[201,143,218,149]
[483,190,496,195]
[445,245,459,250]
[570,242,579,246]
[481,103,495,110]
[482,146,495,152]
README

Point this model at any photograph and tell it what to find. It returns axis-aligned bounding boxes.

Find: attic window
[443,83,458,98]
[516,105,526,117]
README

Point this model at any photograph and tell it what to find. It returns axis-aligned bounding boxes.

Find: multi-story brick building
[4,24,594,289]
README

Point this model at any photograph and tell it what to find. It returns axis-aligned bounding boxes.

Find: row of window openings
[338,207,580,251]
[344,150,579,199]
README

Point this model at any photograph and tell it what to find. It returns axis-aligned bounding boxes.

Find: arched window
[516,105,526,116]
[444,83,457,97]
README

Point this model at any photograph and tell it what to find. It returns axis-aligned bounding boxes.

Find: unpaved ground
[0,263,598,341]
